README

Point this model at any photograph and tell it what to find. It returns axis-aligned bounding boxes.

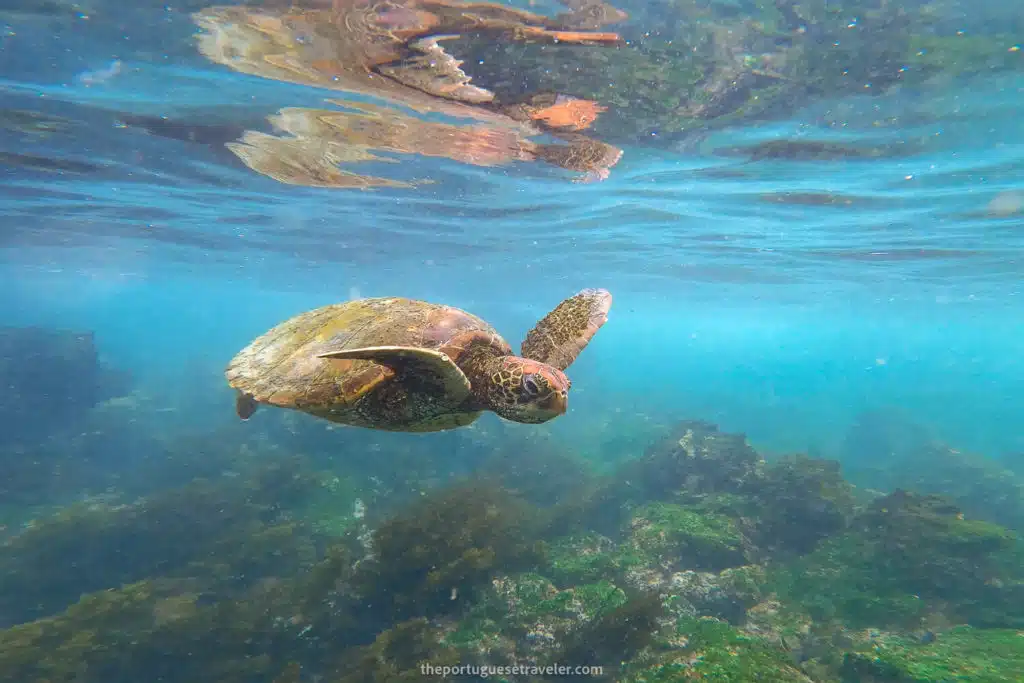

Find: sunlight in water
[1,0,1023,681]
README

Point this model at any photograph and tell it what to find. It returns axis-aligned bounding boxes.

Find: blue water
[2,0,1023,465]
[3,4,1024,682]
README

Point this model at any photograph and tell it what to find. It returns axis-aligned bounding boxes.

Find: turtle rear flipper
[521,289,612,371]
[376,36,495,104]
[317,345,472,401]
[236,391,259,420]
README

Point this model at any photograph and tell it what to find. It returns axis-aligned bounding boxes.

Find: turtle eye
[522,374,540,396]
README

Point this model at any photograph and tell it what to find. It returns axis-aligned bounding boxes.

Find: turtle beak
[543,391,567,416]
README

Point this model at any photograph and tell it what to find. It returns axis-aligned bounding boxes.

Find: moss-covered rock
[351,482,546,620]
[631,421,766,499]
[0,575,312,683]
[332,618,461,683]
[750,454,856,555]
[661,565,768,625]
[487,573,629,658]
[623,616,816,682]
[627,502,750,572]
[771,490,1024,630]
[546,532,619,585]
[841,626,1024,683]
[0,456,320,626]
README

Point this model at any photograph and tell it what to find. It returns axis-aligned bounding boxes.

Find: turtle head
[483,356,570,424]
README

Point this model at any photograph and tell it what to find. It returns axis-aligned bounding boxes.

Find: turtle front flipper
[316,345,472,402]
[520,289,612,370]
[375,35,495,103]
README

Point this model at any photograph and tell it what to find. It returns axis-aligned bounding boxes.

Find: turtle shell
[225,297,512,431]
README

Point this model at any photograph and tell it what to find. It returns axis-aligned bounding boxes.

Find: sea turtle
[226,289,611,432]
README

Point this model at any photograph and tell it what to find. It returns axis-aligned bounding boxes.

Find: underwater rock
[629,420,765,499]
[0,456,320,626]
[741,599,813,653]
[751,454,856,555]
[622,615,816,683]
[441,570,664,677]
[554,421,853,561]
[843,411,1024,535]
[624,502,751,572]
[662,566,767,626]
[841,625,1024,683]
[547,532,620,585]
[485,573,631,663]
[770,490,1024,630]
[331,618,461,683]
[553,589,665,677]
[0,556,367,683]
[351,481,547,620]
[0,326,130,448]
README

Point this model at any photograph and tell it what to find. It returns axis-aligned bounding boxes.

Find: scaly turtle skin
[226,289,612,432]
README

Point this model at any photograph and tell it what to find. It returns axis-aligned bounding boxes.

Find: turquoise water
[3,2,1024,681]
[3,2,1022,460]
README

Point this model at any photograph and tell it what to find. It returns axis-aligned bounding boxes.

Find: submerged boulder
[0,326,130,447]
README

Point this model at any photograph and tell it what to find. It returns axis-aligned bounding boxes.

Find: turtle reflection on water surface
[192,0,627,184]
[227,101,624,188]
[226,289,612,432]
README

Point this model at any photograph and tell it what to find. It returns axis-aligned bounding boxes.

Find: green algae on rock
[547,532,621,584]
[771,490,1024,630]
[351,481,547,620]
[752,454,856,555]
[626,502,750,572]
[841,626,1024,683]
[0,456,322,626]
[332,618,461,683]
[623,616,817,683]
[460,571,630,662]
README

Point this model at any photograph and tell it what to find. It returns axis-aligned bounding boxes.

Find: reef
[1,414,1022,683]
[841,625,1024,683]
[842,410,1024,534]
[771,490,1024,630]
[0,456,323,626]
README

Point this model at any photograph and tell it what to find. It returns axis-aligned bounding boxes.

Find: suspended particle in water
[987,191,1022,217]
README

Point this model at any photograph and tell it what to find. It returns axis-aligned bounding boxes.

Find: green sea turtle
[226,288,612,431]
